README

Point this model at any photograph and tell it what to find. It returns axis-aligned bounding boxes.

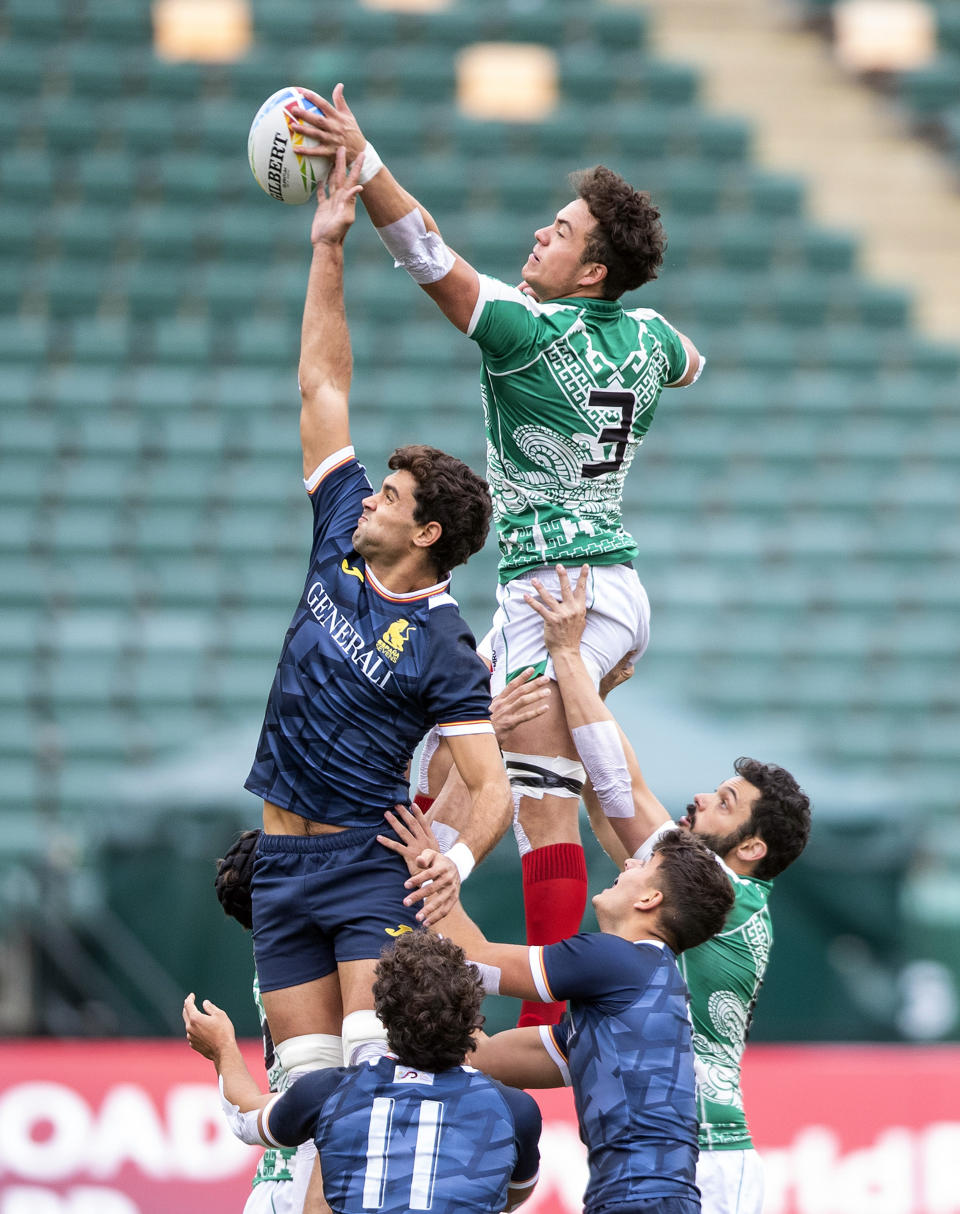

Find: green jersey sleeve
[466,274,564,363]
[630,308,690,385]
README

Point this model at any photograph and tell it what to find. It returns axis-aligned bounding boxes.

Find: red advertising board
[0,1041,957,1214]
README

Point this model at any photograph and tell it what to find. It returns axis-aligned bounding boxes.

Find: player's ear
[736,835,767,867]
[634,888,663,912]
[413,520,443,550]
[579,261,607,290]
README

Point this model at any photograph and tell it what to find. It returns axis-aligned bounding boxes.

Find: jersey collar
[365,564,452,603]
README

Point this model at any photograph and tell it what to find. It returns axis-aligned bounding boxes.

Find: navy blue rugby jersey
[245,447,494,827]
[534,934,699,1214]
[261,1055,542,1214]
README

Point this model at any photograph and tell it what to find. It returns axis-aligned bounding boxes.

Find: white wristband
[447,841,475,882]
[356,141,383,185]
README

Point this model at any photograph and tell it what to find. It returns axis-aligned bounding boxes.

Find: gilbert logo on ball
[248,86,331,204]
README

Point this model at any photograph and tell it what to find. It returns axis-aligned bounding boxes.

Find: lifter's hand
[183,993,238,1064]
[379,803,460,927]
[491,667,551,745]
[310,146,364,246]
[524,564,589,656]
[289,83,366,162]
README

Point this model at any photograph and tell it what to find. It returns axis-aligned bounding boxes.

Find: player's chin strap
[376,208,456,285]
[342,1009,390,1067]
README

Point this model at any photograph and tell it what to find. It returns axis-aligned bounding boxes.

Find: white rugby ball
[248,86,331,205]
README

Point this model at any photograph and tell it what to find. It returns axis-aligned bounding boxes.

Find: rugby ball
[248,86,331,205]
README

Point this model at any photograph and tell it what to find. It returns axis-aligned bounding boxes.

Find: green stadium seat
[45,364,120,412]
[741,170,806,217]
[128,365,201,411]
[798,227,858,274]
[53,205,122,259]
[153,317,217,366]
[76,151,140,203]
[589,7,649,52]
[68,317,134,365]
[120,261,192,318]
[140,458,216,505]
[141,56,207,101]
[38,96,102,153]
[898,54,960,121]
[856,283,912,329]
[60,41,137,96]
[142,557,221,607]
[45,505,124,557]
[0,317,49,361]
[131,505,208,553]
[41,259,112,318]
[0,202,43,256]
[0,41,48,94]
[154,414,231,457]
[83,0,152,44]
[0,150,57,202]
[240,414,300,461]
[231,316,300,367]
[218,52,295,103]
[106,98,185,153]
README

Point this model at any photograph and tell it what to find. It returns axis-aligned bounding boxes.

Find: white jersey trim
[436,720,495,737]
[466,274,576,338]
[365,564,452,602]
[304,445,355,493]
[539,1025,571,1086]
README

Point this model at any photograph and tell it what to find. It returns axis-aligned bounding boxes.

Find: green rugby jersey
[252,974,297,1187]
[677,866,773,1151]
[467,275,692,582]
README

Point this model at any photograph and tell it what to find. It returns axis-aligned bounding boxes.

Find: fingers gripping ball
[214,829,261,930]
[248,86,331,204]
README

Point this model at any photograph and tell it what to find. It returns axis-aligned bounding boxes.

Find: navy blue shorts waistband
[257,823,400,855]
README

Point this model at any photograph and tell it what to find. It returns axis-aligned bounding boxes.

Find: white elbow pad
[376,209,456,284]
[570,720,634,818]
[219,1076,269,1147]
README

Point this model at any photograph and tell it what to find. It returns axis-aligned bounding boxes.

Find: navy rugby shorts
[251,825,421,992]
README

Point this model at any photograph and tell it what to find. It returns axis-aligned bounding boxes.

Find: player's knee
[503,752,586,802]
[342,1009,389,1066]
[274,1033,343,1081]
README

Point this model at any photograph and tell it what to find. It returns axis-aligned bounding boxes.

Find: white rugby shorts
[696,1148,764,1214]
[244,1177,296,1214]
[480,563,650,693]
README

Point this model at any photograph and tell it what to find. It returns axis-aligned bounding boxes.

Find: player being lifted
[243,145,512,1163]
[289,86,704,1026]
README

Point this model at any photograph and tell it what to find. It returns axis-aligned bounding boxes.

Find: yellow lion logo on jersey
[377,619,417,663]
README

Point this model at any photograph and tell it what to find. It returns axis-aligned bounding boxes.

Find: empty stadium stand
[1,0,958,1038]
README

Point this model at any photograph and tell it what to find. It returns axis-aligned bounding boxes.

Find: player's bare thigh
[260,958,380,1045]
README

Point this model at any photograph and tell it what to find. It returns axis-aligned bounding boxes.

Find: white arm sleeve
[219,1076,272,1147]
[570,720,635,818]
[632,820,680,863]
[469,960,502,995]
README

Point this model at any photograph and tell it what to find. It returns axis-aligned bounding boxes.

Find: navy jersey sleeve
[421,604,494,736]
[262,1067,349,1148]
[494,1083,542,1185]
[533,933,664,1006]
[304,447,373,552]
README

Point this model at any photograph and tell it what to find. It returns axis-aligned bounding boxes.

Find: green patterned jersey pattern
[677,866,774,1151]
[468,275,690,582]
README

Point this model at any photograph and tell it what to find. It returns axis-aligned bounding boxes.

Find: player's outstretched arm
[525,566,672,856]
[182,993,270,1113]
[669,329,704,387]
[289,85,481,333]
[299,146,364,478]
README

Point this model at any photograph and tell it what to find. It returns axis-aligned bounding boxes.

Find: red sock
[412,792,435,813]
[517,843,588,1028]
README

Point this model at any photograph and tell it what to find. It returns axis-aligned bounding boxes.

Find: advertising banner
[0,1042,957,1213]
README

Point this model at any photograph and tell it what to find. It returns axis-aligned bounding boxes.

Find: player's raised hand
[182,992,238,1063]
[524,564,589,655]
[310,145,364,247]
[289,83,366,162]
[491,667,551,744]
[379,803,461,927]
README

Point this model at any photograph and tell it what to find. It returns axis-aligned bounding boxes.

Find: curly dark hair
[388,445,492,578]
[652,830,735,954]
[570,165,666,300]
[734,757,811,880]
[213,829,261,930]
[373,932,485,1072]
